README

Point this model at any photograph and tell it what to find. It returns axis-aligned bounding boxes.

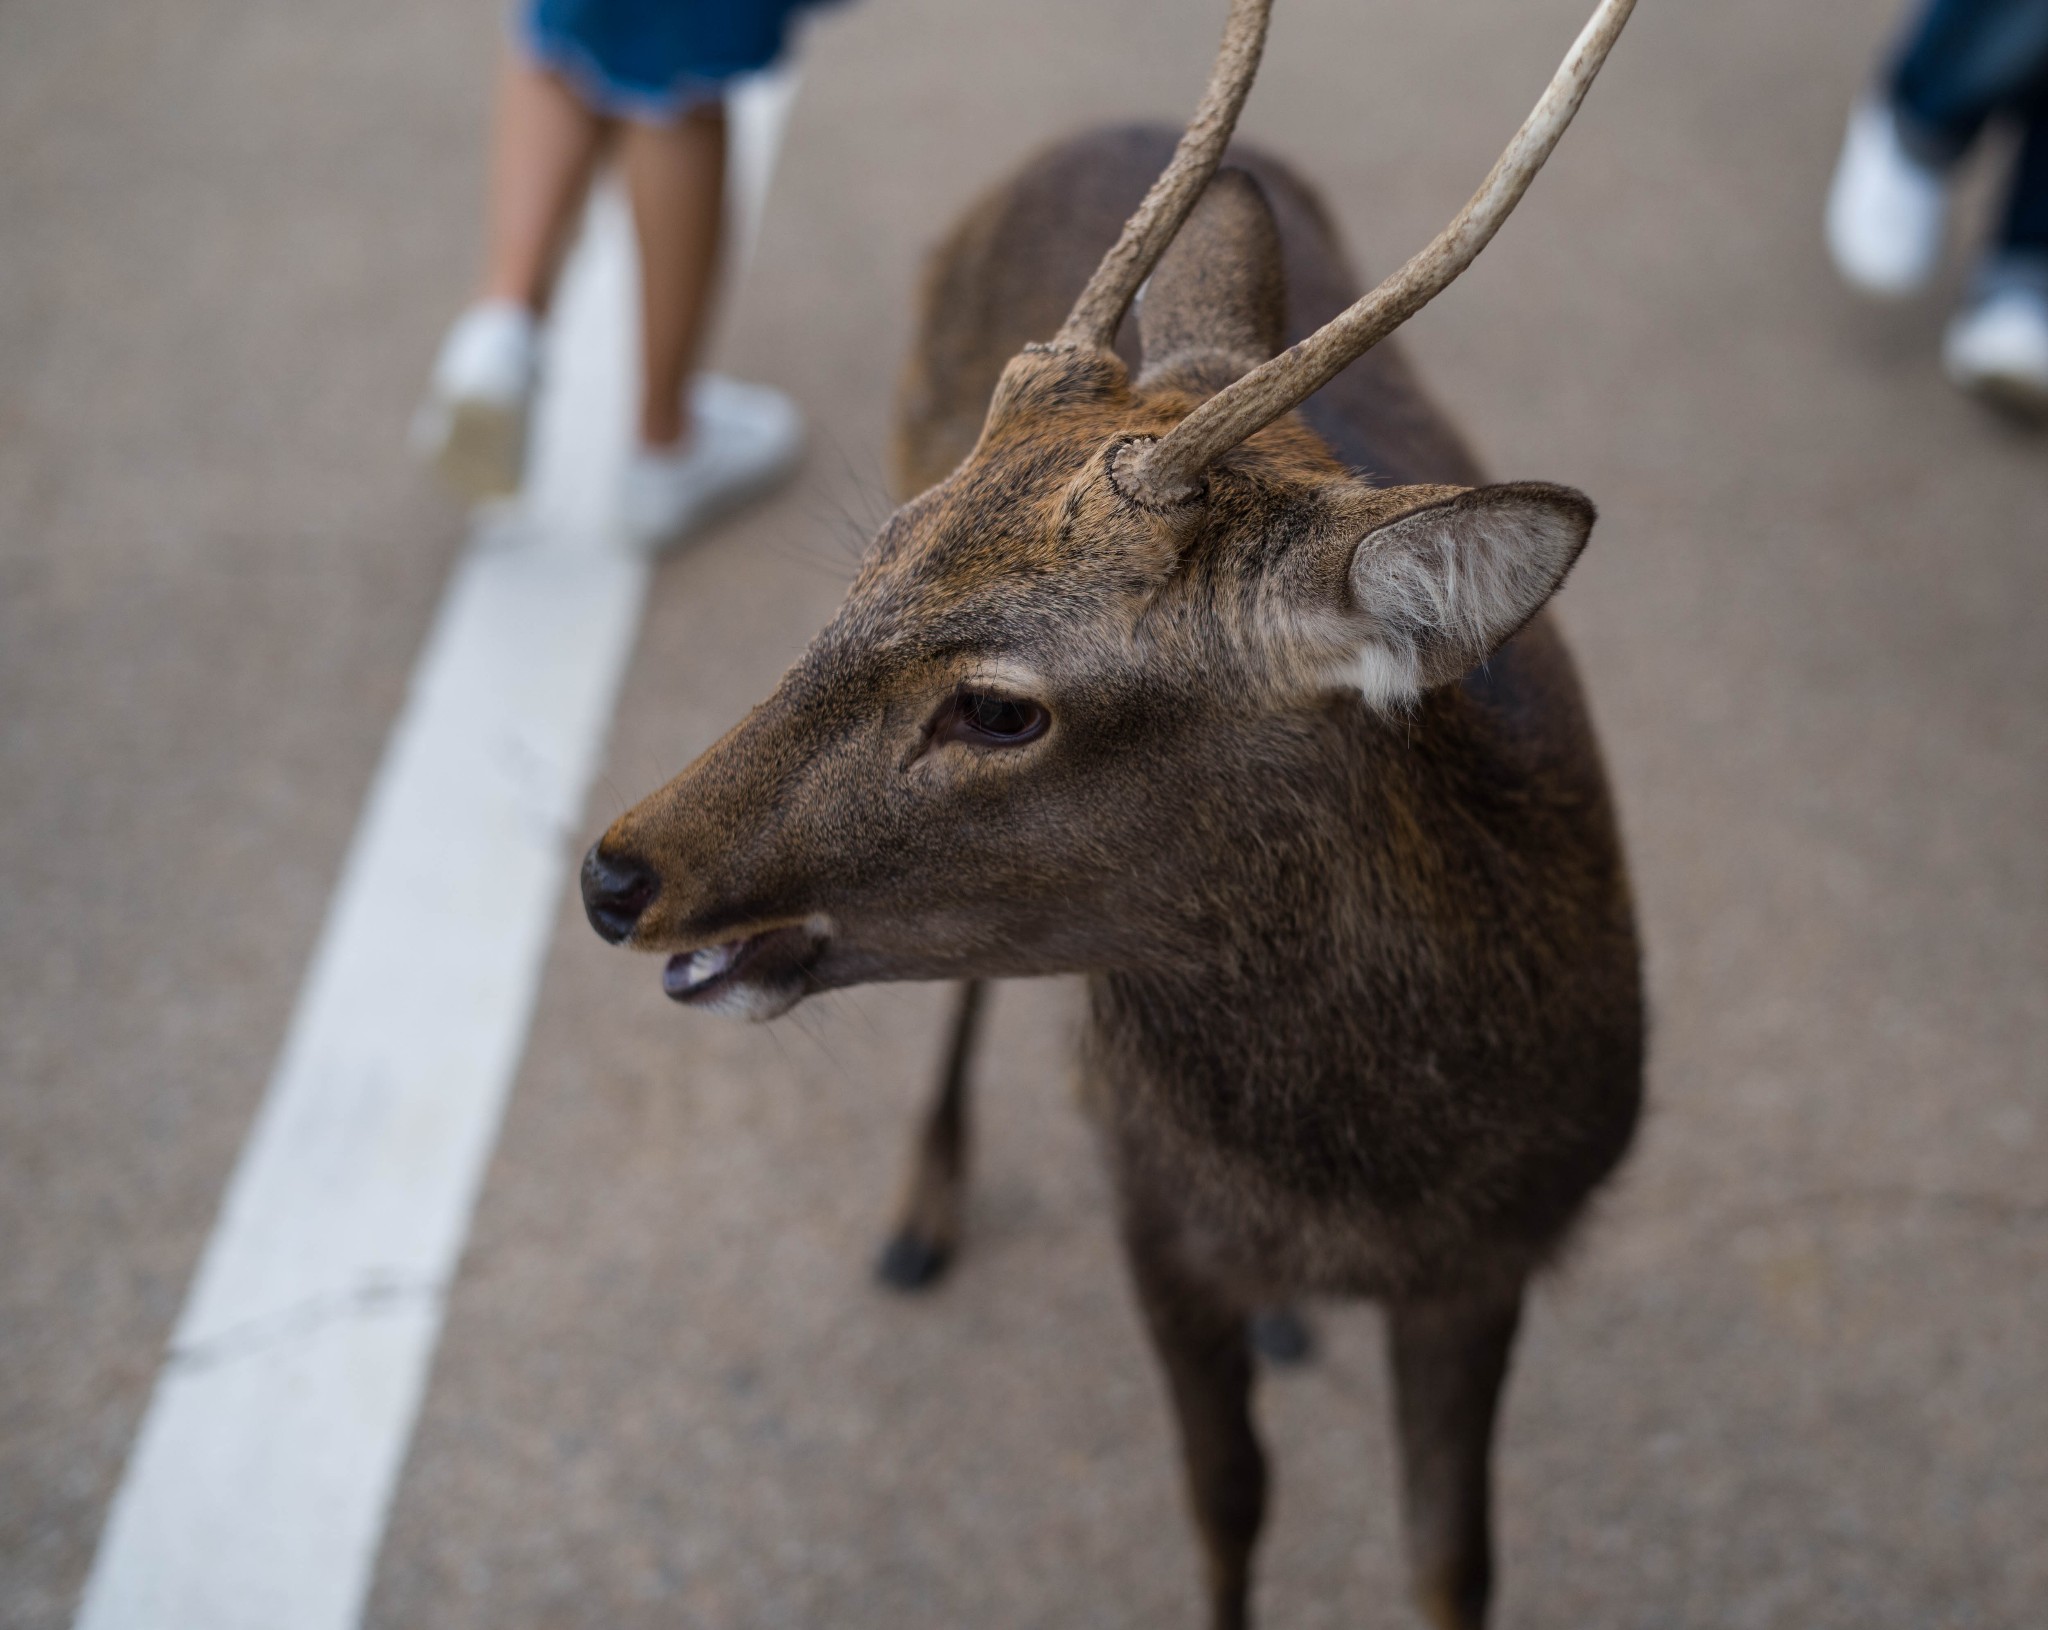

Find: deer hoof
[875,1230,953,1292]
[1249,1306,1314,1365]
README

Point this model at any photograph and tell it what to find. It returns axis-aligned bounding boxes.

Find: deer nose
[581,843,660,944]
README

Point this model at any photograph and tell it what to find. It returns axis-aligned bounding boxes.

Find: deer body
[583,6,1643,1625]
[899,127,1640,1311]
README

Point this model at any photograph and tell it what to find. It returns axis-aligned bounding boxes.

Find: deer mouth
[661,922,826,1020]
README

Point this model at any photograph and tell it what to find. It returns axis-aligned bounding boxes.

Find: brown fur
[583,127,1642,1630]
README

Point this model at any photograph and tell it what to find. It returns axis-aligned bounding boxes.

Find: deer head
[582,0,1635,1019]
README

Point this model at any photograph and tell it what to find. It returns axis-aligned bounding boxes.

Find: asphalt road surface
[4,0,2044,1626]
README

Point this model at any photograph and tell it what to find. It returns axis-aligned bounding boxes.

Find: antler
[1055,0,1275,351]
[1132,0,1638,502]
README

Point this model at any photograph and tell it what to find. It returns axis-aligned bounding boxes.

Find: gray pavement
[5,0,2046,1627]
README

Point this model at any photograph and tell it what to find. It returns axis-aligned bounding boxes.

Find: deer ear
[1340,482,1594,706]
[1136,168,1285,394]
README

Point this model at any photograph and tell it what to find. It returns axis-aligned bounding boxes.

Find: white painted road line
[72,537,647,1630]
[73,73,796,1630]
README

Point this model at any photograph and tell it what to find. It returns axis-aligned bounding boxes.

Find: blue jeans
[1889,0,2048,261]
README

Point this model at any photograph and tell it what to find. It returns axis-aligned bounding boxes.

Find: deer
[580,1,1643,1624]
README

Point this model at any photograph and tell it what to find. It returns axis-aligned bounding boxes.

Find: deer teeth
[687,942,738,986]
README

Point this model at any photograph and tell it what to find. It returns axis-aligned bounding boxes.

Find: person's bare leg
[622,103,728,447]
[477,53,609,312]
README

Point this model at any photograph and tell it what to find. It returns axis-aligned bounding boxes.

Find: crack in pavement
[165,1276,449,1377]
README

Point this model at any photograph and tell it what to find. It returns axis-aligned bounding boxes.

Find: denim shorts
[521,0,832,120]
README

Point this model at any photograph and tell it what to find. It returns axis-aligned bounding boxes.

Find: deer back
[895,127,1485,503]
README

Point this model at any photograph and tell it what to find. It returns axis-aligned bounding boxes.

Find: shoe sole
[637,440,805,555]
[429,397,527,503]
[1952,366,2048,423]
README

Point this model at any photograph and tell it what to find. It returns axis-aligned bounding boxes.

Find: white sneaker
[620,374,806,552]
[409,301,540,501]
[1943,285,2048,417]
[1825,98,1951,298]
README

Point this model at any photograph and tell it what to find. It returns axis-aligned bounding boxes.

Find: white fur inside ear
[1339,487,1590,707]
[1338,640,1425,709]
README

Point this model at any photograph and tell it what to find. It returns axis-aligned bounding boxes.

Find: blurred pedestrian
[412,0,827,545]
[1826,0,2048,414]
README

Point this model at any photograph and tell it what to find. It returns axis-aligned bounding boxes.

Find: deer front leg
[1122,1213,1268,1630]
[875,979,984,1290]
[1385,1287,1524,1630]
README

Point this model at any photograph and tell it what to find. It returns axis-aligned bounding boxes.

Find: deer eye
[935,691,1050,749]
